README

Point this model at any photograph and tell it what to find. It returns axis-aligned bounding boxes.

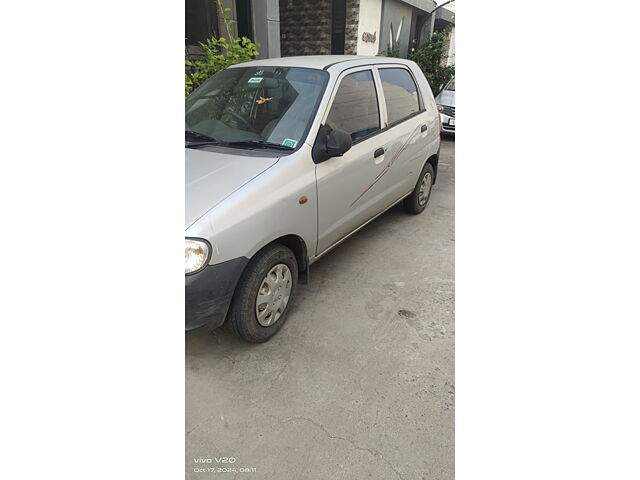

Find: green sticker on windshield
[247,77,263,84]
[282,138,298,148]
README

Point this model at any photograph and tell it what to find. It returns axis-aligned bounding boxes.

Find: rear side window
[378,68,420,124]
[325,70,380,141]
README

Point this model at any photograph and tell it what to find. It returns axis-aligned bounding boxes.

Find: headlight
[437,105,444,113]
[185,238,210,275]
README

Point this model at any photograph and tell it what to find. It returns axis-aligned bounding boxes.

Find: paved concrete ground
[186,137,454,480]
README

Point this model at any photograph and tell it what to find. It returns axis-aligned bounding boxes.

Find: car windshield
[444,77,455,91]
[186,66,329,148]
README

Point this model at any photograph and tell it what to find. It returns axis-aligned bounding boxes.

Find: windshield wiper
[185,130,220,144]
[224,140,295,151]
[185,133,296,151]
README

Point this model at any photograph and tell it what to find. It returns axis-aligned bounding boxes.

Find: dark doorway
[236,0,253,40]
[186,0,219,46]
[331,0,346,54]
[413,13,429,49]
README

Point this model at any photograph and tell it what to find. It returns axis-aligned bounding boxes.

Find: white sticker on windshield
[247,77,263,84]
[282,138,298,148]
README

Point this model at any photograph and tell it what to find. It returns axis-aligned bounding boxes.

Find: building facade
[185,0,454,61]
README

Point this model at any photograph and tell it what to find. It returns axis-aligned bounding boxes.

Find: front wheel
[403,162,434,214]
[226,244,298,343]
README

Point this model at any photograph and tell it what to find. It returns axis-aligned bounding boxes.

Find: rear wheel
[227,244,298,343]
[403,162,434,214]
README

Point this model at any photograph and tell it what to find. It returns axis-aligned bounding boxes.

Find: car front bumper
[185,257,248,331]
[440,114,455,134]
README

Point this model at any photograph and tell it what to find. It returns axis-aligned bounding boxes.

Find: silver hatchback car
[185,55,441,342]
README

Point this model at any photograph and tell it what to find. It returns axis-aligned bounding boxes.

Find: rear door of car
[373,64,439,197]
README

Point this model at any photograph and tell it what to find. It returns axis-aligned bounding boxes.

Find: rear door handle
[374,147,385,158]
[421,124,428,133]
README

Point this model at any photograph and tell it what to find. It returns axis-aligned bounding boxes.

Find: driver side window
[325,70,380,142]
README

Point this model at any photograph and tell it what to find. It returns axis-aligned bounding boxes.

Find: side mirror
[327,130,352,157]
[312,125,353,164]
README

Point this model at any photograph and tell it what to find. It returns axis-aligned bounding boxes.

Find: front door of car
[315,68,399,255]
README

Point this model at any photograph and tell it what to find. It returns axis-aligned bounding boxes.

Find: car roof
[229,55,413,71]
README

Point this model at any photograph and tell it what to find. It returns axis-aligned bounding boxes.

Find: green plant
[377,43,400,58]
[185,0,259,97]
[410,29,454,94]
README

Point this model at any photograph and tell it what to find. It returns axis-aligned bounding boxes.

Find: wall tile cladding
[280,0,332,56]
[345,0,360,55]
[280,0,361,56]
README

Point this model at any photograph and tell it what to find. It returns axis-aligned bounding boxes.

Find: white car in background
[436,76,455,135]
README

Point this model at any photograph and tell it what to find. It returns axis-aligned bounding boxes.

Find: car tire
[226,244,298,343]
[403,162,435,214]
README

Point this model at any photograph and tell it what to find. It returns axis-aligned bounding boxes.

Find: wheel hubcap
[418,171,432,206]
[255,264,292,327]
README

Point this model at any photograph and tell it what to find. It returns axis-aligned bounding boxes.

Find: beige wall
[446,26,455,66]
[356,0,382,55]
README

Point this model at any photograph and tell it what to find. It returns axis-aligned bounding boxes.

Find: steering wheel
[224,111,256,133]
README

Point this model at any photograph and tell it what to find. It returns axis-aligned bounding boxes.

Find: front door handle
[421,124,428,133]
[374,147,385,158]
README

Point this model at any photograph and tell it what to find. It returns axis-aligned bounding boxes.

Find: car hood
[185,148,279,229]
[435,89,455,107]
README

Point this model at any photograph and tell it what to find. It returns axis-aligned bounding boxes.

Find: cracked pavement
[186,137,454,479]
